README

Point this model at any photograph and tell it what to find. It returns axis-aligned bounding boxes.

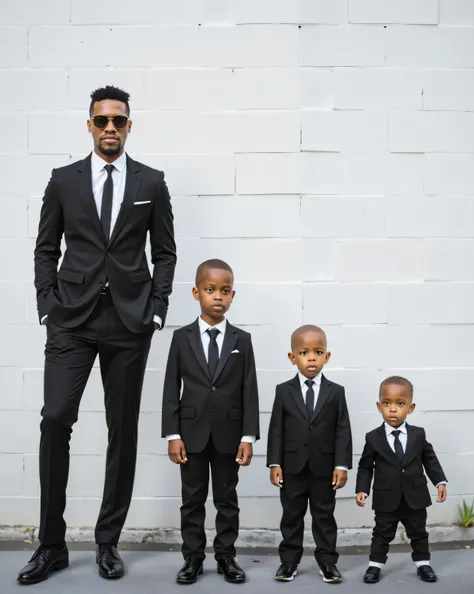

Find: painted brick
[388,283,474,325]
[233,68,302,110]
[0,0,69,25]
[0,27,27,67]
[349,0,438,24]
[0,283,25,324]
[423,154,474,195]
[439,0,474,25]
[69,69,147,110]
[0,70,69,111]
[423,240,474,281]
[197,110,301,153]
[129,112,198,153]
[0,368,24,411]
[301,25,386,67]
[145,69,232,111]
[303,110,386,152]
[300,197,385,238]
[387,25,474,68]
[423,70,474,112]
[303,283,388,325]
[233,0,346,24]
[28,112,91,155]
[389,112,474,153]
[334,68,422,110]
[0,197,27,238]
[0,112,28,154]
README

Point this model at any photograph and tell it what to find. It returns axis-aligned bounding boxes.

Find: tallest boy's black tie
[207,328,220,379]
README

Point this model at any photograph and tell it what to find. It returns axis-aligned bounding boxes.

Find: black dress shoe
[96,545,124,579]
[364,566,381,584]
[17,545,69,585]
[176,556,203,584]
[417,565,437,582]
[319,563,342,583]
[275,561,298,581]
[216,556,246,583]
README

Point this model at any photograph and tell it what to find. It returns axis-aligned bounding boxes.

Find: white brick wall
[1,0,473,535]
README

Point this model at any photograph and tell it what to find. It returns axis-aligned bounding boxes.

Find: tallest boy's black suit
[34,153,176,546]
[162,320,260,560]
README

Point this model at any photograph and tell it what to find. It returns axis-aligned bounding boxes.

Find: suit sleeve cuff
[166,434,181,441]
[153,315,162,329]
[241,436,255,443]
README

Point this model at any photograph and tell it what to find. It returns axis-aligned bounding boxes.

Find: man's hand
[236,442,253,466]
[270,466,283,488]
[154,322,159,330]
[168,439,187,464]
[356,492,366,507]
[332,468,347,490]
[42,318,48,326]
[437,484,447,503]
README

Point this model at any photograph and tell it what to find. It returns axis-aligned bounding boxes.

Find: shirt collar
[198,316,227,336]
[385,421,407,436]
[91,150,127,174]
[299,371,321,390]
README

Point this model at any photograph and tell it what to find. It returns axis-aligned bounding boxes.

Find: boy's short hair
[379,376,414,400]
[290,325,327,352]
[195,259,234,285]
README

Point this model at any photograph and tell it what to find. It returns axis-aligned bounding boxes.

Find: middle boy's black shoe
[417,565,437,582]
[363,566,381,584]
[216,556,246,583]
[319,563,342,583]
[275,561,298,581]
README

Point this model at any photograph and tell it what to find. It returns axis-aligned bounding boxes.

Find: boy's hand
[236,442,253,466]
[437,484,447,503]
[356,492,367,507]
[270,466,283,488]
[168,439,187,464]
[332,468,347,490]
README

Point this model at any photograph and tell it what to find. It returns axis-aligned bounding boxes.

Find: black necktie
[207,328,220,379]
[305,379,315,419]
[392,430,404,463]
[100,164,114,240]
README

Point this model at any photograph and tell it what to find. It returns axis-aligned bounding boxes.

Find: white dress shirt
[270,372,348,471]
[42,151,162,328]
[166,317,256,444]
[362,422,446,495]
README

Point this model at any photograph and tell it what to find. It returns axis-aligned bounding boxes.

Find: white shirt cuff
[153,315,162,329]
[335,466,348,471]
[436,481,447,487]
[241,436,255,443]
[269,464,281,468]
[166,434,181,441]
[41,315,48,324]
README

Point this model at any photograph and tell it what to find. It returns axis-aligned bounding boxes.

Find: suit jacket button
[211,386,216,391]
[402,469,405,473]
[304,442,308,446]
[212,408,216,412]
[309,425,313,429]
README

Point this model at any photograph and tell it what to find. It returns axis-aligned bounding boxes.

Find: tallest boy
[18,86,176,585]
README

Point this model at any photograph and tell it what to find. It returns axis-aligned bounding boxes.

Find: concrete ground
[0,545,472,594]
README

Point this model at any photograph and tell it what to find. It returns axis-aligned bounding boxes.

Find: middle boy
[162,259,259,585]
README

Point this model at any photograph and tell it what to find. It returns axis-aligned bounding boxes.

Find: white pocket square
[134,200,151,205]
[231,349,239,354]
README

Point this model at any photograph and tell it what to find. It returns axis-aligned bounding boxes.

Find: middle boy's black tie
[305,379,315,418]
[392,429,405,463]
[207,328,220,379]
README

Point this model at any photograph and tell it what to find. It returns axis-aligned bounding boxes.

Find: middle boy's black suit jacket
[266,374,352,477]
[356,423,447,512]
[161,319,260,454]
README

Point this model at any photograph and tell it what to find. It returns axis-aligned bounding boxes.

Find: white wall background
[1,0,474,534]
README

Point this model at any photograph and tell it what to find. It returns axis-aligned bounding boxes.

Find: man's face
[87,99,131,158]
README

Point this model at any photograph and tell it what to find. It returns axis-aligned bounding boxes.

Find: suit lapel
[288,375,309,421]
[311,374,331,422]
[109,155,142,246]
[186,320,210,380]
[76,154,107,245]
[213,323,239,383]
[376,424,401,466]
[403,423,417,467]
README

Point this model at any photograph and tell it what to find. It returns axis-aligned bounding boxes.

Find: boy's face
[288,330,331,379]
[377,383,415,428]
[192,267,235,325]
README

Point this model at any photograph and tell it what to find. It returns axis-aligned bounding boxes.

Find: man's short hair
[89,85,130,116]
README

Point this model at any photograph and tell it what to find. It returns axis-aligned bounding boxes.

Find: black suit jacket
[161,319,260,454]
[356,423,447,512]
[266,374,352,477]
[34,154,176,333]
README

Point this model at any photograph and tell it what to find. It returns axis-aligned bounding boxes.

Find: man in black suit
[18,86,176,585]
[162,259,259,585]
[267,325,352,584]
[356,376,447,584]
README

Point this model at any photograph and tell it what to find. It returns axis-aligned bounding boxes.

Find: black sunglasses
[91,115,129,129]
